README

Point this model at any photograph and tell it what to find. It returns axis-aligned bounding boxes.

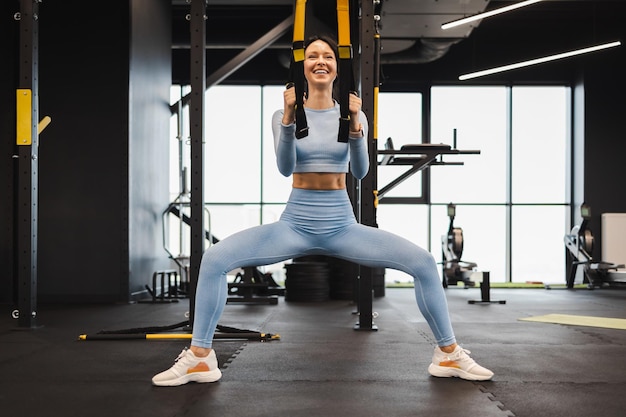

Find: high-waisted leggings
[192,188,456,348]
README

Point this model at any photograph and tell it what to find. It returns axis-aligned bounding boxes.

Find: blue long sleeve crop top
[272,102,369,180]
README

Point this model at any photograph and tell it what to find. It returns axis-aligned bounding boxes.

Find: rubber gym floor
[1,284,626,417]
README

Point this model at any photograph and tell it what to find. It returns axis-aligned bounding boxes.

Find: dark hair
[304,35,339,60]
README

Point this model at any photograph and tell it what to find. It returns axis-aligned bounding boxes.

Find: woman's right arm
[272,110,297,177]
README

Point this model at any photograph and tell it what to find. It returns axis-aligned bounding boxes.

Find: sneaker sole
[428,364,493,381]
[152,369,222,387]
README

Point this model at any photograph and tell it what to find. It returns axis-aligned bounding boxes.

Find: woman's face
[303,39,337,87]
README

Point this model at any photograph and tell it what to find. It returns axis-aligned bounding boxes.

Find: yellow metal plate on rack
[16,89,32,146]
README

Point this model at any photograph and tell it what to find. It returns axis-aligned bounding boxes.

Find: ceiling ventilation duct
[380,38,463,65]
[378,0,491,65]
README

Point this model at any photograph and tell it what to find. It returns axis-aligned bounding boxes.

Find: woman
[152,35,493,386]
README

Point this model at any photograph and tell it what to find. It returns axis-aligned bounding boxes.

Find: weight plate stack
[284,260,330,302]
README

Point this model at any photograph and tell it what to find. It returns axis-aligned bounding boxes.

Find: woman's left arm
[348,112,369,179]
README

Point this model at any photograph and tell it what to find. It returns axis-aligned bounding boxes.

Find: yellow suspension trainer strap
[288,0,356,142]
[289,0,309,139]
[336,0,355,143]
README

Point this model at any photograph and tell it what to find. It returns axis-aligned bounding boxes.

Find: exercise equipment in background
[441,203,477,288]
[564,203,624,289]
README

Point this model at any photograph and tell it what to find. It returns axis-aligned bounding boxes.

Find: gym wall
[0,0,172,303]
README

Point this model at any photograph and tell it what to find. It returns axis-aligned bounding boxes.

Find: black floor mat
[0,303,247,417]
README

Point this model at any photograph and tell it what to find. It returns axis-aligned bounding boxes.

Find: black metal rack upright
[14,0,42,329]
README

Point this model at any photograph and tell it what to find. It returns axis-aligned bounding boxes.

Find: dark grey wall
[581,49,626,259]
[0,2,19,304]
[1,0,172,304]
[37,1,130,302]
[127,0,173,299]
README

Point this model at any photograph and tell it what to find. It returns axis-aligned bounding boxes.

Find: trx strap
[78,322,281,342]
[336,0,354,143]
[288,0,356,142]
[290,0,309,139]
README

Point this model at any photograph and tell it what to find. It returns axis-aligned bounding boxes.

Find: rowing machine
[564,203,623,288]
[441,203,477,288]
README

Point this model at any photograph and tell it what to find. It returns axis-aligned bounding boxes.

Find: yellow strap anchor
[17,88,52,145]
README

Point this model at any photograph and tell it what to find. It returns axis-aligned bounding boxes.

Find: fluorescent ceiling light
[442,0,543,30]
[459,41,622,80]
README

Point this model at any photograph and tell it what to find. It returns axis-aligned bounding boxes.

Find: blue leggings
[192,188,456,348]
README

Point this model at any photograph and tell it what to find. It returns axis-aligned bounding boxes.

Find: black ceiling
[170,1,626,88]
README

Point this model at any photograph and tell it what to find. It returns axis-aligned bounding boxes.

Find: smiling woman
[158,35,494,387]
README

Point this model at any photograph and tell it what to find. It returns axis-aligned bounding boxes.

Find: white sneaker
[152,348,222,386]
[428,345,494,381]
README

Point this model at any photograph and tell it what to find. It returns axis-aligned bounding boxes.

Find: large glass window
[375,92,425,282]
[430,86,508,204]
[511,205,568,283]
[430,86,569,283]
[205,86,262,203]
[510,86,569,282]
[511,87,568,203]
[377,92,423,198]
[262,85,292,203]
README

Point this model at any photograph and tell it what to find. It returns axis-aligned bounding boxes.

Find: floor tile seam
[219,342,248,369]
[476,383,516,417]
[488,380,626,386]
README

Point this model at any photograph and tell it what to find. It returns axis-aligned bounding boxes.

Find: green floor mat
[518,313,626,330]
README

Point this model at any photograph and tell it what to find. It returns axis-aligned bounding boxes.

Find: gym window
[381,86,569,284]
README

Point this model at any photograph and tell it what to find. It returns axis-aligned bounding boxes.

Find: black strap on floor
[94,321,258,335]
[95,320,190,335]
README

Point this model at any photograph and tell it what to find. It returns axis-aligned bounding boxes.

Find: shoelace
[443,348,472,362]
[174,348,189,363]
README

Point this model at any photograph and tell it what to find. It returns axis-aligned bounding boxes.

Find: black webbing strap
[336,0,354,143]
[290,0,309,139]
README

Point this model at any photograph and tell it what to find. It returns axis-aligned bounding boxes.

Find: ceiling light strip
[459,41,622,81]
[442,0,544,30]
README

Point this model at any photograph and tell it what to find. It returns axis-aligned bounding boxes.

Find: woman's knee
[199,249,229,278]
[409,251,438,277]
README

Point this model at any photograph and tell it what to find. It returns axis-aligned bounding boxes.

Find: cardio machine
[564,203,624,288]
[441,203,477,288]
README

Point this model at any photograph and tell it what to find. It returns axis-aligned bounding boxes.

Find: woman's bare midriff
[292,172,346,190]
